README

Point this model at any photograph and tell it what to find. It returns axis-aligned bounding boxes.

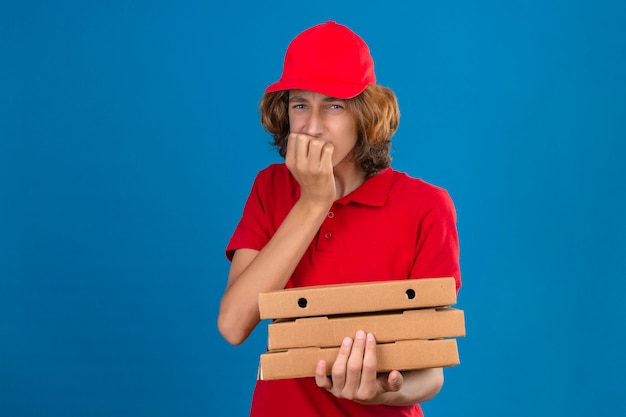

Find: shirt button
[324,232,332,239]
[327,211,335,219]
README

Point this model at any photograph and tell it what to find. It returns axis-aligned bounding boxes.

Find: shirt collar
[335,168,393,207]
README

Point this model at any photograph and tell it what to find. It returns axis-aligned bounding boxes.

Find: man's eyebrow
[288,95,345,103]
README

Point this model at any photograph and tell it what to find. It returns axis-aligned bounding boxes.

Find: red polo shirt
[226,163,461,417]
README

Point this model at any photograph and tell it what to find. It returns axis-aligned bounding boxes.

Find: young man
[218,21,461,417]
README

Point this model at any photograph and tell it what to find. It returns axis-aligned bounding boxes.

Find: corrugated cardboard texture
[259,339,459,380]
[267,308,465,350]
[258,277,456,319]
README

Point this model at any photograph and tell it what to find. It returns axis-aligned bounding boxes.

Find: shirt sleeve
[225,171,272,261]
[410,189,462,293]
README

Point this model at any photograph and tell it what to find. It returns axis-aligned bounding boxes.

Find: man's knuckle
[331,370,342,381]
[347,363,361,374]
[362,362,377,373]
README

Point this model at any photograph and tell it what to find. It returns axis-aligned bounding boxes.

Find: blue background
[2,1,625,416]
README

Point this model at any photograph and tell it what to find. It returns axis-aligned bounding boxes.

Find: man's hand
[285,132,336,206]
[314,331,404,404]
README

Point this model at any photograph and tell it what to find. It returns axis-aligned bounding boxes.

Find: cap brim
[265,79,369,99]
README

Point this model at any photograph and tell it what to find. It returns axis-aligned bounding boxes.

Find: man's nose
[302,111,323,137]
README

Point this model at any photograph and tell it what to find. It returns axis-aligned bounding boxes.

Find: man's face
[288,90,359,170]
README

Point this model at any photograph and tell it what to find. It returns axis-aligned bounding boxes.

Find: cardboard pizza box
[258,277,457,320]
[267,307,465,350]
[259,338,460,381]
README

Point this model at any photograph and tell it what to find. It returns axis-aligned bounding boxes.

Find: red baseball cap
[265,21,376,99]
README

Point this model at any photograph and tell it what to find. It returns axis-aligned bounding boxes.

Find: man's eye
[292,104,306,109]
[329,104,343,110]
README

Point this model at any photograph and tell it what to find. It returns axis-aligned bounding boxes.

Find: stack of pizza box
[257,277,465,380]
